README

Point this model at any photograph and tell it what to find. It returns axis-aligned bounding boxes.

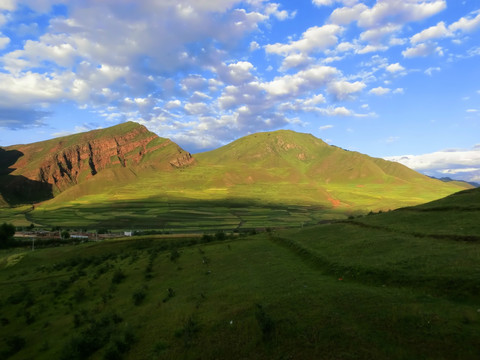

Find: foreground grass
[1,220,480,359]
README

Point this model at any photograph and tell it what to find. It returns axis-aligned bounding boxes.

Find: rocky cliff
[2,122,194,197]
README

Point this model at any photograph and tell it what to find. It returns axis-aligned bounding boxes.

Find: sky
[0,0,479,182]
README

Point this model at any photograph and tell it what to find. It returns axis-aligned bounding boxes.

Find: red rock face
[11,124,194,194]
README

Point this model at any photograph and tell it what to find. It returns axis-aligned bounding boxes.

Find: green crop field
[1,188,479,359]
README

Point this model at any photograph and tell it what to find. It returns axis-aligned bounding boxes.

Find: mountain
[0,122,193,204]
[430,176,479,189]
[194,130,463,209]
[0,124,467,228]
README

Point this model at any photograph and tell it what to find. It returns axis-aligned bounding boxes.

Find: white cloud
[184,102,210,115]
[385,146,480,182]
[265,24,343,56]
[280,53,313,70]
[319,124,334,130]
[360,24,401,43]
[402,42,437,57]
[0,0,15,11]
[393,88,404,94]
[264,3,295,20]
[449,10,480,33]
[330,4,369,25]
[312,0,334,7]
[217,61,255,85]
[466,109,478,113]
[0,35,10,49]
[262,65,339,97]
[356,44,388,54]
[356,0,447,28]
[386,63,405,73]
[411,21,451,44]
[327,80,366,100]
[425,66,441,76]
[369,86,390,95]
[165,100,182,109]
[249,41,260,51]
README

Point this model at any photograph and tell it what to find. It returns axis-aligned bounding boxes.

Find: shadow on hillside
[0,148,53,205]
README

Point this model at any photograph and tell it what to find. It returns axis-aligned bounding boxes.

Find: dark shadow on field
[0,148,53,205]
[30,195,335,231]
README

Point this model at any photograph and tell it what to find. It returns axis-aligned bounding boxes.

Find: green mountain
[0,122,193,204]
[194,130,463,208]
[0,123,466,229]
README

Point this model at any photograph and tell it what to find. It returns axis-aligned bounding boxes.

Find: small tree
[0,223,15,248]
[61,230,70,239]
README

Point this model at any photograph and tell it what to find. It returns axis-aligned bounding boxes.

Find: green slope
[195,130,463,209]
[1,187,479,359]
[1,126,467,229]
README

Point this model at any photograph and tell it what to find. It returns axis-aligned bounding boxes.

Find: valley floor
[1,215,479,359]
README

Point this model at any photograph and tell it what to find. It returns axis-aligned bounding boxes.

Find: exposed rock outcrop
[4,122,194,196]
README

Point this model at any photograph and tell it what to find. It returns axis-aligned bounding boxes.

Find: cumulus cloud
[410,21,451,43]
[265,24,343,58]
[449,10,480,33]
[386,63,405,73]
[385,146,480,182]
[312,0,333,6]
[402,42,437,57]
[0,35,10,50]
[327,80,366,100]
[369,86,390,95]
[425,66,441,76]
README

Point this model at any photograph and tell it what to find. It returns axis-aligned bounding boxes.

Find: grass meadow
[1,198,480,360]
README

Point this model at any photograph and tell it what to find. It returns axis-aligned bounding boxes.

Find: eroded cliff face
[8,123,194,195]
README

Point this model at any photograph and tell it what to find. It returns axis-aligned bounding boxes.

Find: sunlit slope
[356,186,480,238]
[0,122,193,205]
[23,127,466,228]
[194,130,464,209]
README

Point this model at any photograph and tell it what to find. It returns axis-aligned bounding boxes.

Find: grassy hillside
[1,126,466,229]
[1,188,479,359]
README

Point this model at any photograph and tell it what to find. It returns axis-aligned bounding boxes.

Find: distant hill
[430,176,479,189]
[0,124,467,228]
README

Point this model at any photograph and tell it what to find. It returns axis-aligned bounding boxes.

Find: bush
[169,249,180,262]
[2,335,26,357]
[175,316,200,347]
[255,304,275,342]
[214,231,226,241]
[111,269,126,284]
[132,287,147,306]
[0,222,16,248]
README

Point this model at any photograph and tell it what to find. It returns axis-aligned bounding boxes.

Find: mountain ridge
[0,122,468,228]
[0,122,194,203]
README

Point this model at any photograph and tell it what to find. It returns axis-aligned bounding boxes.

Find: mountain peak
[0,122,193,203]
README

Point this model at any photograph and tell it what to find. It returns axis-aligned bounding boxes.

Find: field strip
[342,220,480,242]
[266,233,480,301]
[0,273,69,286]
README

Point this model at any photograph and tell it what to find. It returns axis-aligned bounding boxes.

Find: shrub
[169,249,180,262]
[3,335,26,357]
[111,269,126,284]
[132,288,147,306]
[214,231,226,241]
[175,316,200,347]
[255,304,275,342]
[0,222,16,248]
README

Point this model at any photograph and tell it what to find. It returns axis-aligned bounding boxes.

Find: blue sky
[0,0,479,182]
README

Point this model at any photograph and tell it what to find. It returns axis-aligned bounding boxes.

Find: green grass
[2,192,480,359]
